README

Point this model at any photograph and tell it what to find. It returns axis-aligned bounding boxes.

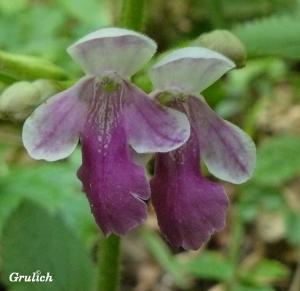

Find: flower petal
[78,84,150,236]
[187,95,256,184]
[67,27,157,78]
[122,81,190,153]
[150,47,235,94]
[151,124,228,250]
[22,77,93,161]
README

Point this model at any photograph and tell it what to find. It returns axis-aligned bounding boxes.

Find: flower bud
[192,30,247,68]
[0,79,60,121]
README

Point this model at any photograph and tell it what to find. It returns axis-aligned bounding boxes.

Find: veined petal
[22,77,93,161]
[150,47,235,94]
[78,84,150,236]
[151,121,228,250]
[187,95,256,184]
[67,27,157,78]
[123,81,190,153]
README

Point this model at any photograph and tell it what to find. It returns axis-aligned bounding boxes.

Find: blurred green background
[0,0,300,290]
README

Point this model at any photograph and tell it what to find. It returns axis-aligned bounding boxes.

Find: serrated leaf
[1,201,96,291]
[253,136,300,185]
[233,14,300,59]
[182,250,234,281]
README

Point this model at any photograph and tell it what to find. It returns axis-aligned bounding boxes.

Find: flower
[149,47,256,249]
[22,28,190,236]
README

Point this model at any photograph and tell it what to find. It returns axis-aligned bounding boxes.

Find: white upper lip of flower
[67,27,156,52]
[149,46,235,95]
[152,46,235,69]
[66,27,157,78]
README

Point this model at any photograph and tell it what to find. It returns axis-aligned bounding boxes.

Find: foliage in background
[233,14,300,60]
[0,0,300,290]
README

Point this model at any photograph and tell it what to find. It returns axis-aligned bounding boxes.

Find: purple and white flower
[22,28,190,236]
[149,47,256,250]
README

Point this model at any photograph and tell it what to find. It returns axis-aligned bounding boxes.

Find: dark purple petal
[187,95,256,184]
[78,84,150,236]
[123,81,190,153]
[22,77,93,161]
[151,101,228,250]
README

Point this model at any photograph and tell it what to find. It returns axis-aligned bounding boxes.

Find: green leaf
[0,5,67,62]
[56,0,109,27]
[1,201,95,291]
[238,185,285,222]
[233,14,300,59]
[0,160,97,246]
[253,136,300,186]
[0,0,28,14]
[285,209,300,245]
[239,259,289,286]
[182,250,234,281]
[0,50,68,80]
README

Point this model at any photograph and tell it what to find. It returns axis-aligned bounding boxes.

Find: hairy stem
[225,209,244,291]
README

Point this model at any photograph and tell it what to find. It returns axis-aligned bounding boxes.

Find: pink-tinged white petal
[150,47,235,94]
[151,115,228,250]
[122,81,190,153]
[22,77,93,161]
[187,95,256,184]
[78,84,150,236]
[67,27,157,78]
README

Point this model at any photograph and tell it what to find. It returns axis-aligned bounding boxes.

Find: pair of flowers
[22,28,255,250]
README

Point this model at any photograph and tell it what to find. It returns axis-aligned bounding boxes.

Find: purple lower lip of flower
[151,100,228,250]
[149,46,256,249]
[150,94,255,249]
[22,75,190,236]
[77,83,151,235]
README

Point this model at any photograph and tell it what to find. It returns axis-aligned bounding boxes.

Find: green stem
[225,208,244,291]
[97,234,121,291]
[120,0,146,31]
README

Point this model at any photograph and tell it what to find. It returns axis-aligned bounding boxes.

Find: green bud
[0,79,61,121]
[192,30,247,68]
[32,79,61,102]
